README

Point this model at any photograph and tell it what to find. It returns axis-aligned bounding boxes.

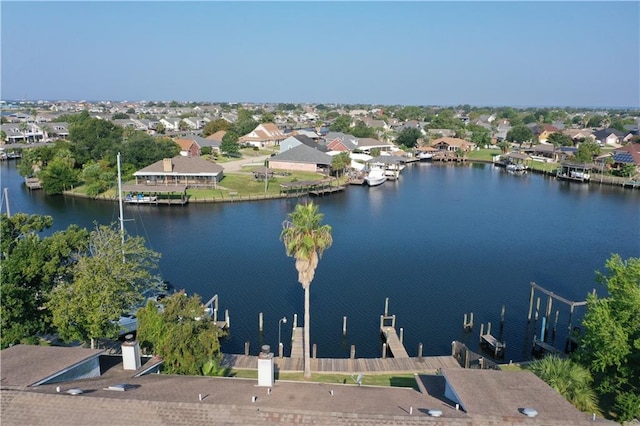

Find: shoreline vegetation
[61,149,636,203]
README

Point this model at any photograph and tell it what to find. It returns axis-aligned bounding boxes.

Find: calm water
[2,160,638,361]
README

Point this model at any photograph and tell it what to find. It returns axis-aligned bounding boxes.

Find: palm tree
[280,202,333,379]
[529,355,600,414]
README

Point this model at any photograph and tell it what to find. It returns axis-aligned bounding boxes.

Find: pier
[379,298,410,359]
[25,177,42,190]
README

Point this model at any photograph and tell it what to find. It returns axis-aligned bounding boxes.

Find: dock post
[293,313,298,329]
[553,310,559,335]
[382,343,387,359]
[479,323,484,342]
[535,297,541,321]
[380,315,384,330]
[500,304,506,327]
[259,312,263,332]
[312,344,317,359]
[342,316,347,336]
[278,342,283,358]
[244,341,250,356]
[418,343,423,361]
[213,308,218,323]
[527,283,535,322]
[470,312,473,328]
[540,317,547,341]
[400,327,404,344]
[567,304,575,331]
[463,313,467,329]
[384,297,389,316]
[225,309,230,328]
[350,345,356,360]
[546,295,553,321]
[392,315,396,329]
[487,322,492,336]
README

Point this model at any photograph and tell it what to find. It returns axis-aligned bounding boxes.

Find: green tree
[136,291,226,375]
[395,127,422,148]
[587,116,605,128]
[574,141,600,163]
[260,112,276,124]
[39,149,80,195]
[48,224,162,348]
[121,132,179,169]
[547,132,574,147]
[221,131,240,156]
[280,202,333,379]
[1,214,88,348]
[69,116,123,166]
[201,119,230,137]
[155,122,166,134]
[331,151,350,178]
[498,140,511,154]
[506,125,534,146]
[470,126,491,148]
[576,255,640,422]
[395,106,423,122]
[81,160,116,197]
[350,121,376,138]
[329,115,352,133]
[0,130,6,142]
[529,355,599,414]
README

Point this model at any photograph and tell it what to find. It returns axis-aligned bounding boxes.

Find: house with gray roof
[280,134,328,153]
[268,144,333,173]
[133,156,224,188]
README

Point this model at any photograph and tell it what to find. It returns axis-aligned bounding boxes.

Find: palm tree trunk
[304,285,311,379]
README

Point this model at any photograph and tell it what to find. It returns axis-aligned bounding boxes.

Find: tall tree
[221,131,240,156]
[137,291,226,375]
[1,214,88,348]
[201,119,230,137]
[329,115,352,133]
[576,255,640,422]
[547,132,574,147]
[529,355,599,414]
[506,125,534,146]
[280,202,333,379]
[331,151,350,179]
[395,127,422,148]
[48,224,162,348]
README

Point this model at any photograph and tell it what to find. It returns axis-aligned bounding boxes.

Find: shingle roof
[0,345,104,388]
[133,156,223,176]
[270,144,333,165]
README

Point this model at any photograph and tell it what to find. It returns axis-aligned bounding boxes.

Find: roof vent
[521,408,538,417]
[105,384,130,392]
[427,409,443,417]
[66,388,83,395]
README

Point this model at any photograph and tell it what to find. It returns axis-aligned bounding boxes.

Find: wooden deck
[290,327,304,359]
[381,326,410,358]
[25,177,42,190]
[309,186,345,196]
[221,353,460,373]
[480,333,506,357]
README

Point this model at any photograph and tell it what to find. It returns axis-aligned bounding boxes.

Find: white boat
[125,193,158,204]
[365,167,387,186]
[506,163,526,173]
[417,151,434,161]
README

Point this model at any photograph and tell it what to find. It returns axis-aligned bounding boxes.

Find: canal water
[2,160,638,361]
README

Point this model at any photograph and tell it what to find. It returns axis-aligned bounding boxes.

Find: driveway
[222,154,271,172]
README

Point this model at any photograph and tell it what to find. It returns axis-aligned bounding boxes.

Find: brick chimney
[163,158,172,172]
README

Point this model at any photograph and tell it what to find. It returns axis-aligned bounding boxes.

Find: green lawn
[228,369,420,390]
[467,149,502,162]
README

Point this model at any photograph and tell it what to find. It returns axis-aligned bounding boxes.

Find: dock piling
[500,304,506,326]
[293,313,298,329]
[479,323,484,343]
[535,297,541,321]
[418,343,423,361]
[350,345,356,360]
[553,310,559,335]
[400,327,404,344]
[244,341,250,356]
[487,322,492,336]
[384,297,389,316]
[342,316,347,336]
[312,343,317,359]
[527,283,535,322]
[225,309,229,328]
[462,312,474,330]
[259,312,263,332]
[382,343,387,359]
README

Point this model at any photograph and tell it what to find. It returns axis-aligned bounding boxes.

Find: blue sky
[1,1,639,107]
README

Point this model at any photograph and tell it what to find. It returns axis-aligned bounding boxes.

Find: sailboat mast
[117,152,125,263]
[3,188,10,218]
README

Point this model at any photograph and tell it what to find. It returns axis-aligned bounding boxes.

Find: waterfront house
[592,128,633,147]
[524,144,560,163]
[611,143,640,173]
[175,137,201,157]
[133,156,224,188]
[239,122,287,148]
[324,132,358,152]
[0,123,45,143]
[532,124,559,144]
[279,134,328,153]
[268,144,333,173]
[431,137,474,152]
[354,137,395,154]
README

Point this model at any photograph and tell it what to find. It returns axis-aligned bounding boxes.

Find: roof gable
[270,144,333,165]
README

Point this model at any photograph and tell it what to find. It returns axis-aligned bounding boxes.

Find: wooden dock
[290,326,304,359]
[25,177,42,190]
[379,315,410,359]
[480,333,506,357]
[309,186,345,196]
[221,353,460,374]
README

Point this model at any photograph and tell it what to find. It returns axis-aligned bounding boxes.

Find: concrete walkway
[221,154,271,172]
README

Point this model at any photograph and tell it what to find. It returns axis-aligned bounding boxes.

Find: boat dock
[221,353,459,373]
[379,299,410,359]
[25,177,42,190]
[479,323,505,358]
[290,326,304,359]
